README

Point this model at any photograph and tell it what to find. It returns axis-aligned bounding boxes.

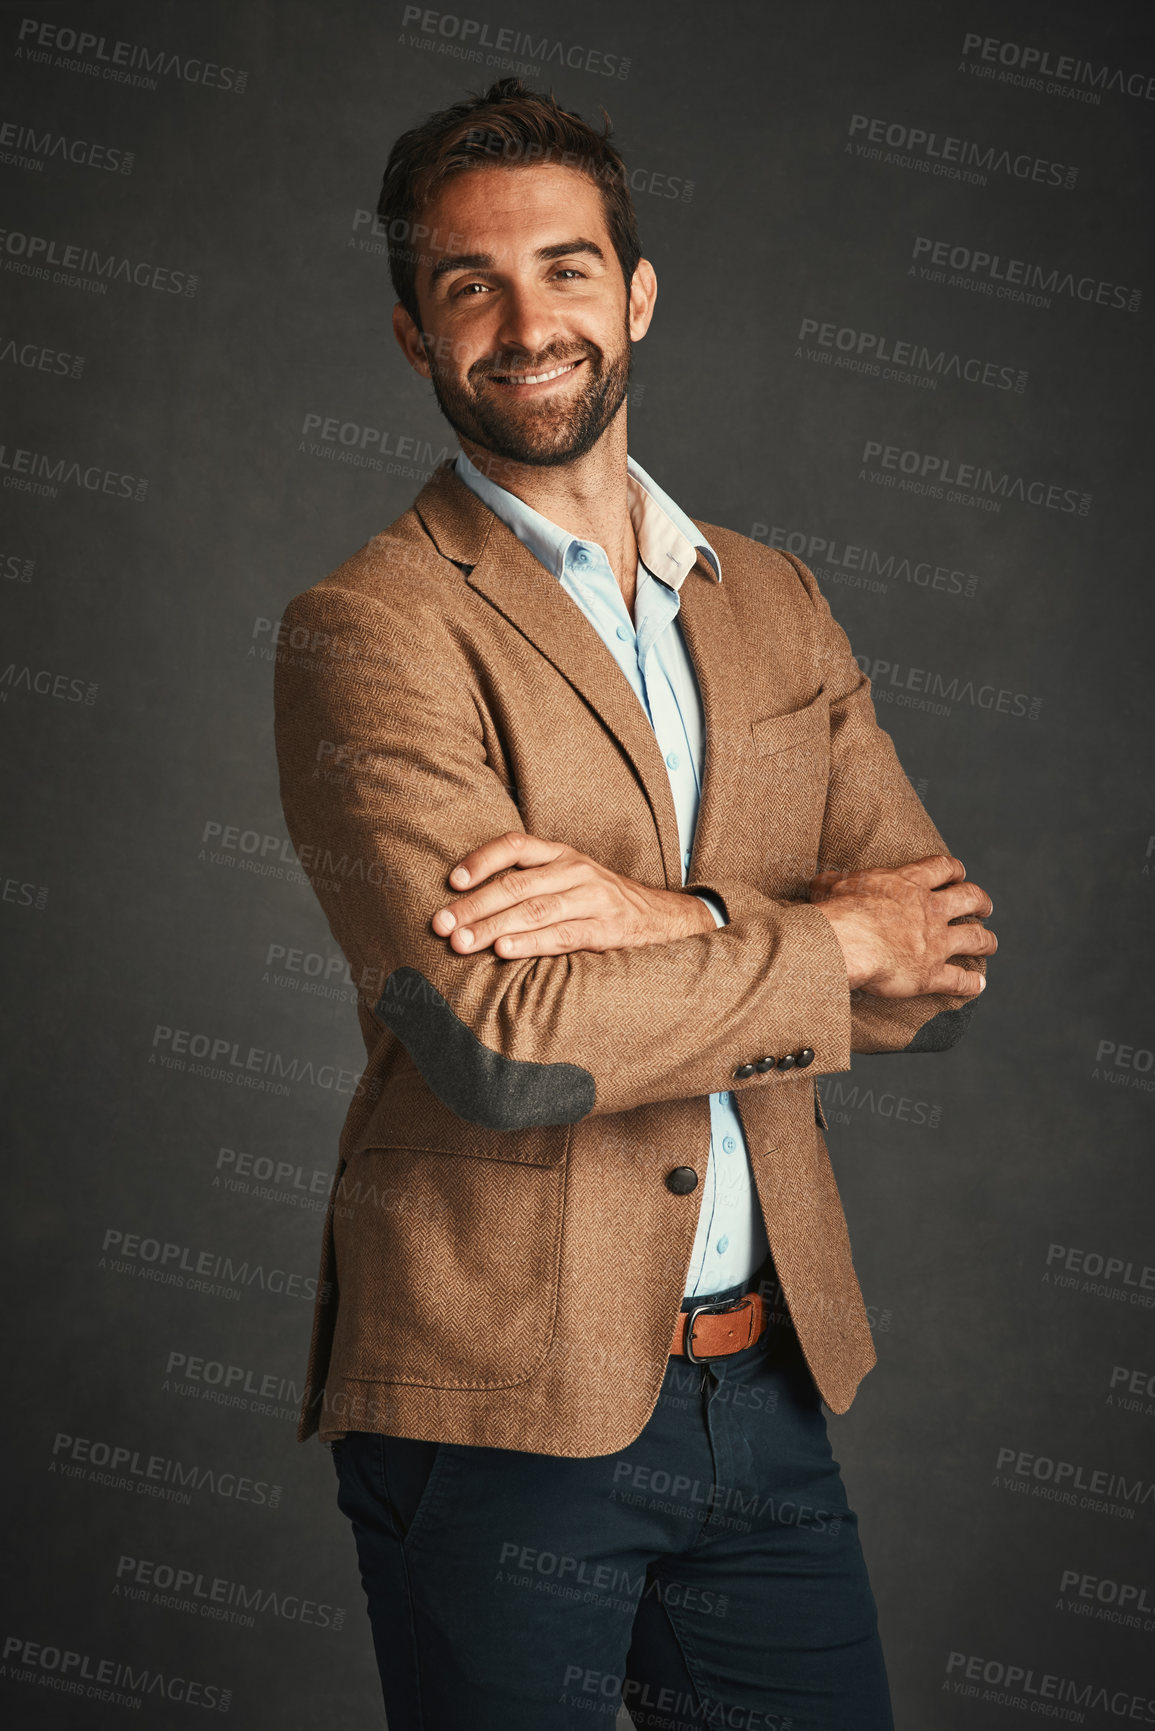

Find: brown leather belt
[670,1290,766,1363]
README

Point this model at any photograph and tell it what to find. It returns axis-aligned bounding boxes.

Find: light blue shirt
[454,448,771,1298]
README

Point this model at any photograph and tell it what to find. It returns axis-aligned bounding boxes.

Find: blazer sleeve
[273,580,856,1131]
[685,550,988,1056]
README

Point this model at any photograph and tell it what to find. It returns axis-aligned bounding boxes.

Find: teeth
[494,360,579,385]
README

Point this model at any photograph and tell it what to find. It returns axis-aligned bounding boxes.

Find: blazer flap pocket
[750,689,830,757]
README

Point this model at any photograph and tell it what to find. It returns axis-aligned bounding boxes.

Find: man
[273,76,995,1731]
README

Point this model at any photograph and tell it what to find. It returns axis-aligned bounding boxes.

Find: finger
[898,853,967,891]
[932,880,994,920]
[492,921,608,959]
[927,961,988,997]
[446,831,561,892]
[944,924,998,958]
[434,834,567,934]
[437,860,589,936]
[448,881,597,952]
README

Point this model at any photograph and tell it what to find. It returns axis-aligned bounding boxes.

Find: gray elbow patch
[903,1001,976,1053]
[374,967,596,1130]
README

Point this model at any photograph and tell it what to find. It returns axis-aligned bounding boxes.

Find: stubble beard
[425,316,633,468]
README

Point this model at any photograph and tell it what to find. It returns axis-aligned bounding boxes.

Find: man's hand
[431,831,716,957]
[808,853,995,997]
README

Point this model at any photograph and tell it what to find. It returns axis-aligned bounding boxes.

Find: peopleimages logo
[797,315,1027,393]
[0,226,198,296]
[148,1021,379,1104]
[102,1227,322,1302]
[1058,1567,1155,1632]
[164,1350,306,1411]
[910,235,1140,312]
[399,6,631,79]
[945,1651,1155,1721]
[852,653,1042,722]
[859,438,1091,517]
[959,33,1155,104]
[49,1429,282,1510]
[0,438,146,500]
[994,1444,1154,1520]
[115,1554,345,1632]
[14,17,249,93]
[847,113,1077,189]
[0,663,98,704]
[0,119,134,174]
[2,1634,231,1714]
[751,522,980,600]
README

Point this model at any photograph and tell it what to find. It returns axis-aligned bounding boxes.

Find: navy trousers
[330,1262,894,1730]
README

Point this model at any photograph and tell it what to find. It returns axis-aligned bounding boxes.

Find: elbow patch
[903,1001,976,1053]
[374,967,596,1131]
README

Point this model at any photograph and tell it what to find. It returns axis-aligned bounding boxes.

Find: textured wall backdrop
[3,1,1153,1726]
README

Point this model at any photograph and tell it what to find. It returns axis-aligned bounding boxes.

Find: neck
[459,413,639,612]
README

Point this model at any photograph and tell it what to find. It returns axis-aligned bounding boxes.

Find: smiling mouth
[486,358,586,389]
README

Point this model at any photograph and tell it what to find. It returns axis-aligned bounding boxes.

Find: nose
[490,278,566,369]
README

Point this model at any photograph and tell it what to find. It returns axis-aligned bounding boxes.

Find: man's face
[396,163,653,467]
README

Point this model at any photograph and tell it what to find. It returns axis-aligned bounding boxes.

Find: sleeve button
[777,1053,796,1071]
[733,1063,757,1079]
[796,1048,815,1067]
[753,1056,776,1073]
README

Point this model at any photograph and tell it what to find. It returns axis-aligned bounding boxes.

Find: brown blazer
[273,457,985,1454]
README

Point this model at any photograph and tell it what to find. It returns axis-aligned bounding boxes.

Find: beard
[425,315,632,468]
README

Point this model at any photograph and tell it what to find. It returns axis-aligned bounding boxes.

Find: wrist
[812,900,877,991]
[663,890,717,938]
[684,892,719,936]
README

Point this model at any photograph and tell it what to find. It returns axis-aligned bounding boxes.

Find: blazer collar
[412,458,748,891]
[454,448,722,588]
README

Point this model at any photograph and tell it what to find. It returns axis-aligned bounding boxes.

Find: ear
[392,302,432,379]
[627,258,658,343]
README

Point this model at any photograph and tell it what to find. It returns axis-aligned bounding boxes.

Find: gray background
[3,0,1153,1725]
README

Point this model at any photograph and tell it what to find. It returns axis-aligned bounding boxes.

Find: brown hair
[377,76,641,327]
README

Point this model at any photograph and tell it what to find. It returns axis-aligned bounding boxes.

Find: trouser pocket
[332,1430,446,1547]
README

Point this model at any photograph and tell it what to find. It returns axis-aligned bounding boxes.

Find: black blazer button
[777,1053,796,1070]
[753,1056,776,1073]
[796,1048,815,1067]
[733,1063,757,1079]
[666,1167,699,1195]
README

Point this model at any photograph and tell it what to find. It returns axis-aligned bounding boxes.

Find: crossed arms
[273,553,993,1131]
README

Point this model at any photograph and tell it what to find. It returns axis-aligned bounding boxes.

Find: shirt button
[722,1136,737,1154]
[666,752,681,770]
[574,547,589,563]
[616,624,630,640]
[716,1236,729,1254]
[683,849,691,868]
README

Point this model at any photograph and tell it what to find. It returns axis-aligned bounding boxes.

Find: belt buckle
[683,1294,751,1364]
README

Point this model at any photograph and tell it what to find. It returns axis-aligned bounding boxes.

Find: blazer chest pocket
[746,689,831,894]
[750,687,831,761]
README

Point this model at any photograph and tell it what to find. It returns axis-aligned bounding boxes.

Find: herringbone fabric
[272,459,984,1454]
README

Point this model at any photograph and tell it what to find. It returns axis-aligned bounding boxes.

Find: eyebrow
[428,237,606,287]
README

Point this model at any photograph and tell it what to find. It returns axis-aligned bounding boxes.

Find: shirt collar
[454,449,722,590]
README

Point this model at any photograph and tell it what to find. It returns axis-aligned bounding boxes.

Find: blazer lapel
[412,459,747,892]
[674,548,752,884]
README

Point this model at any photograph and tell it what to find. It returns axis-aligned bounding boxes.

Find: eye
[553,267,585,280]
[454,280,491,298]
